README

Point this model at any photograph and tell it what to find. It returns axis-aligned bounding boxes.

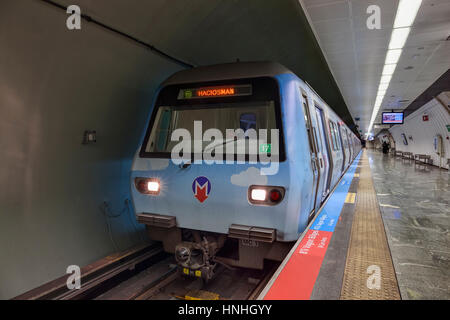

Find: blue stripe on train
[310,152,361,232]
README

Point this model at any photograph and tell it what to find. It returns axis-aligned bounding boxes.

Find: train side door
[309,104,326,208]
[350,134,355,157]
[348,131,354,160]
[301,92,320,219]
[346,129,353,160]
[315,107,332,201]
[338,124,347,172]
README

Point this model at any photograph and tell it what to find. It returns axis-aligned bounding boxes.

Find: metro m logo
[192,176,211,203]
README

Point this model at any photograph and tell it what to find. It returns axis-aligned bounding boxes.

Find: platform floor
[340,152,400,299]
[368,150,450,300]
[260,149,449,300]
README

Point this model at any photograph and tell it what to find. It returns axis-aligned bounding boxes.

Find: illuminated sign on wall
[178,85,252,99]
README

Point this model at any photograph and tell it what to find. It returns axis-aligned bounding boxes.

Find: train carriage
[131,61,361,280]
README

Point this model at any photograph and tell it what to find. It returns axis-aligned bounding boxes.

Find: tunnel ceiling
[52,0,358,132]
[301,0,450,136]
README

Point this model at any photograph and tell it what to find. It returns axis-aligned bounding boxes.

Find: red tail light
[269,189,282,202]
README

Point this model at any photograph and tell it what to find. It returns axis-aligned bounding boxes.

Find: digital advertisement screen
[382,112,404,124]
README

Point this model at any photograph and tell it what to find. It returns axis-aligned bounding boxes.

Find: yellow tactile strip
[340,151,400,300]
[345,193,356,204]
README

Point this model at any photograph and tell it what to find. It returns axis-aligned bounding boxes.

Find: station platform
[258,149,450,300]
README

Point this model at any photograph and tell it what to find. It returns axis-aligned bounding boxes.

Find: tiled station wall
[389,92,450,169]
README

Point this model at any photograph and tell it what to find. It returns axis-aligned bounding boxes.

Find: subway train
[131,62,361,280]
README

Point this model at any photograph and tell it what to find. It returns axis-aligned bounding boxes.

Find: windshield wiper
[202,137,237,153]
[179,161,191,169]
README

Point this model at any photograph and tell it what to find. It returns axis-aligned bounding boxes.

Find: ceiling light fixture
[385,49,403,64]
[393,0,423,28]
[378,83,389,91]
[366,0,422,135]
[380,75,392,83]
[388,28,411,49]
[382,64,397,75]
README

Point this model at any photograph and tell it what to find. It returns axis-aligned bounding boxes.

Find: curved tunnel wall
[389,92,450,169]
[0,1,183,298]
[0,0,355,298]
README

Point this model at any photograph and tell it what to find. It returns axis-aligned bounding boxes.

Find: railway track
[15,243,278,300]
[110,260,279,300]
[13,244,168,300]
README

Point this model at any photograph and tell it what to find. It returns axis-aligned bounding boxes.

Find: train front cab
[131,74,313,279]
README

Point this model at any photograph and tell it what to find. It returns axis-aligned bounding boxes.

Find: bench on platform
[402,152,413,160]
[414,154,432,165]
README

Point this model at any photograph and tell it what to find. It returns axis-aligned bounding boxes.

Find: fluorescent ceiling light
[389,28,410,49]
[382,64,397,75]
[367,0,422,136]
[380,75,392,84]
[379,83,389,91]
[393,0,423,28]
[385,49,402,64]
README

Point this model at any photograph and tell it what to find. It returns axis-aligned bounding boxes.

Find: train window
[342,129,348,148]
[144,101,277,156]
[156,109,172,151]
[313,126,321,151]
[328,122,335,150]
[335,124,341,150]
[302,97,315,155]
[328,121,341,151]
[239,113,257,131]
[313,105,324,152]
[312,128,320,153]
[302,103,310,128]
[334,124,341,151]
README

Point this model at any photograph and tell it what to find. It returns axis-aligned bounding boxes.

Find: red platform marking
[263,230,332,300]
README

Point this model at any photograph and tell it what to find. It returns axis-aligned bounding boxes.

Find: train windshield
[143,101,278,156]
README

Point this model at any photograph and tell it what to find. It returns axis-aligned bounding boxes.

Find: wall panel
[389,92,450,169]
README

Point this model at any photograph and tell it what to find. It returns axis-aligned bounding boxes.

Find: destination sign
[178,84,252,99]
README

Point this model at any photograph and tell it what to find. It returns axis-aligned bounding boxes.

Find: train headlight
[248,185,285,205]
[135,178,160,195]
[251,189,267,201]
[147,181,160,192]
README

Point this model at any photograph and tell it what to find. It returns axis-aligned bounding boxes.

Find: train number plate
[241,239,259,247]
[182,268,202,278]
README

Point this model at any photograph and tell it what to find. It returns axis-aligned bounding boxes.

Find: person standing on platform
[382,141,390,154]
